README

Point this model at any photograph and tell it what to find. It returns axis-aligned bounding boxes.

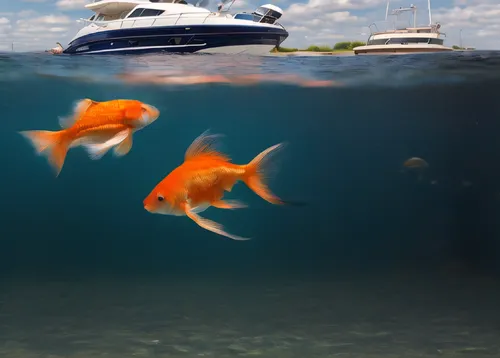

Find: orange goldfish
[19,98,160,176]
[143,130,289,241]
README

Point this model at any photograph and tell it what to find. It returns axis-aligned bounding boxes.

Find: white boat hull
[353,44,454,55]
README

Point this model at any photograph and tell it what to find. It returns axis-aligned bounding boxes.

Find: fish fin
[211,199,247,210]
[243,142,286,205]
[58,99,97,128]
[190,203,210,214]
[184,203,250,241]
[19,130,70,177]
[83,129,129,160]
[184,129,231,162]
[113,130,133,157]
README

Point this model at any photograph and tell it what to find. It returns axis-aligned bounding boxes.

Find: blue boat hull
[63,25,289,55]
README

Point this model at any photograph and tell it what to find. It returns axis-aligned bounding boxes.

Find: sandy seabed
[0,273,499,358]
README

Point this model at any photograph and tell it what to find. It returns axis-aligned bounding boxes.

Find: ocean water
[1,51,500,358]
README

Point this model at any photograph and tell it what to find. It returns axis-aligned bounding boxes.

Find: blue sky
[0,0,498,52]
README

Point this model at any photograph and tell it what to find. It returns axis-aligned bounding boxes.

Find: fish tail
[242,143,286,205]
[19,129,71,177]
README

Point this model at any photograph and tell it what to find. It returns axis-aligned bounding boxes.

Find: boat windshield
[251,6,282,24]
[254,6,282,20]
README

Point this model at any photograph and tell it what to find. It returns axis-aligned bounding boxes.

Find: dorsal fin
[58,98,98,128]
[184,130,231,162]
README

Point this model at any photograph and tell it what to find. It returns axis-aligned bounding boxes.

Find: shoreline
[271,50,355,57]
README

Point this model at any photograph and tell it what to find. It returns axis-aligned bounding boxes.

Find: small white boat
[353,0,453,55]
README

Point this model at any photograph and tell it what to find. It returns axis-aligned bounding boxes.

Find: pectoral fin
[211,199,247,210]
[113,130,133,157]
[184,203,250,241]
[83,129,129,160]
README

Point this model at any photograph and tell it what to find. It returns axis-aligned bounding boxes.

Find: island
[270,41,366,56]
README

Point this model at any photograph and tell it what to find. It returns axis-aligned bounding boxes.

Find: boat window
[127,8,165,18]
[387,37,442,45]
[259,15,276,24]
[141,8,165,16]
[367,39,388,45]
[254,6,282,20]
[128,8,145,18]
[234,13,260,21]
[429,38,444,45]
[368,37,444,46]
[88,14,95,21]
[168,37,182,45]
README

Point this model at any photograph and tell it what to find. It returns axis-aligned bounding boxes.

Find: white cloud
[0,17,11,37]
[9,14,78,51]
[56,0,91,11]
[433,4,500,49]
[18,10,39,18]
[280,0,382,48]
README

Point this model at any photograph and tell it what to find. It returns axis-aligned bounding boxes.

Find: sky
[0,0,498,52]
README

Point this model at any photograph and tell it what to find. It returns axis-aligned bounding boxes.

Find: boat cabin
[367,24,445,46]
[233,4,283,24]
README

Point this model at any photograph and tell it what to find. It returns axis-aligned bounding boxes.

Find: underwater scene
[1,51,500,357]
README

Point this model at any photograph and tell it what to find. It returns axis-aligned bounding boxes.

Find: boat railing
[78,11,286,29]
[78,11,222,29]
[274,21,285,30]
[368,20,432,34]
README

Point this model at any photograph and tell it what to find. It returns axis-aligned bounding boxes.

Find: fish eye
[157,195,164,202]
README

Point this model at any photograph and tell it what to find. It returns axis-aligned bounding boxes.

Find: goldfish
[403,157,429,170]
[19,98,160,176]
[402,156,429,181]
[143,130,289,241]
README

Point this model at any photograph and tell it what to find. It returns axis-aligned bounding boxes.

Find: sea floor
[0,272,499,358]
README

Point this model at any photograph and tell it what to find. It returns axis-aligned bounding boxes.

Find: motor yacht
[353,0,453,55]
[62,0,288,55]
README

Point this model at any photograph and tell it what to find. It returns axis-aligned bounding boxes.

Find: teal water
[1,51,500,357]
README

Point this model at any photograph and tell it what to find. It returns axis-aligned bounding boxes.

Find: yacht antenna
[428,0,432,24]
[385,0,390,20]
[226,0,236,12]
